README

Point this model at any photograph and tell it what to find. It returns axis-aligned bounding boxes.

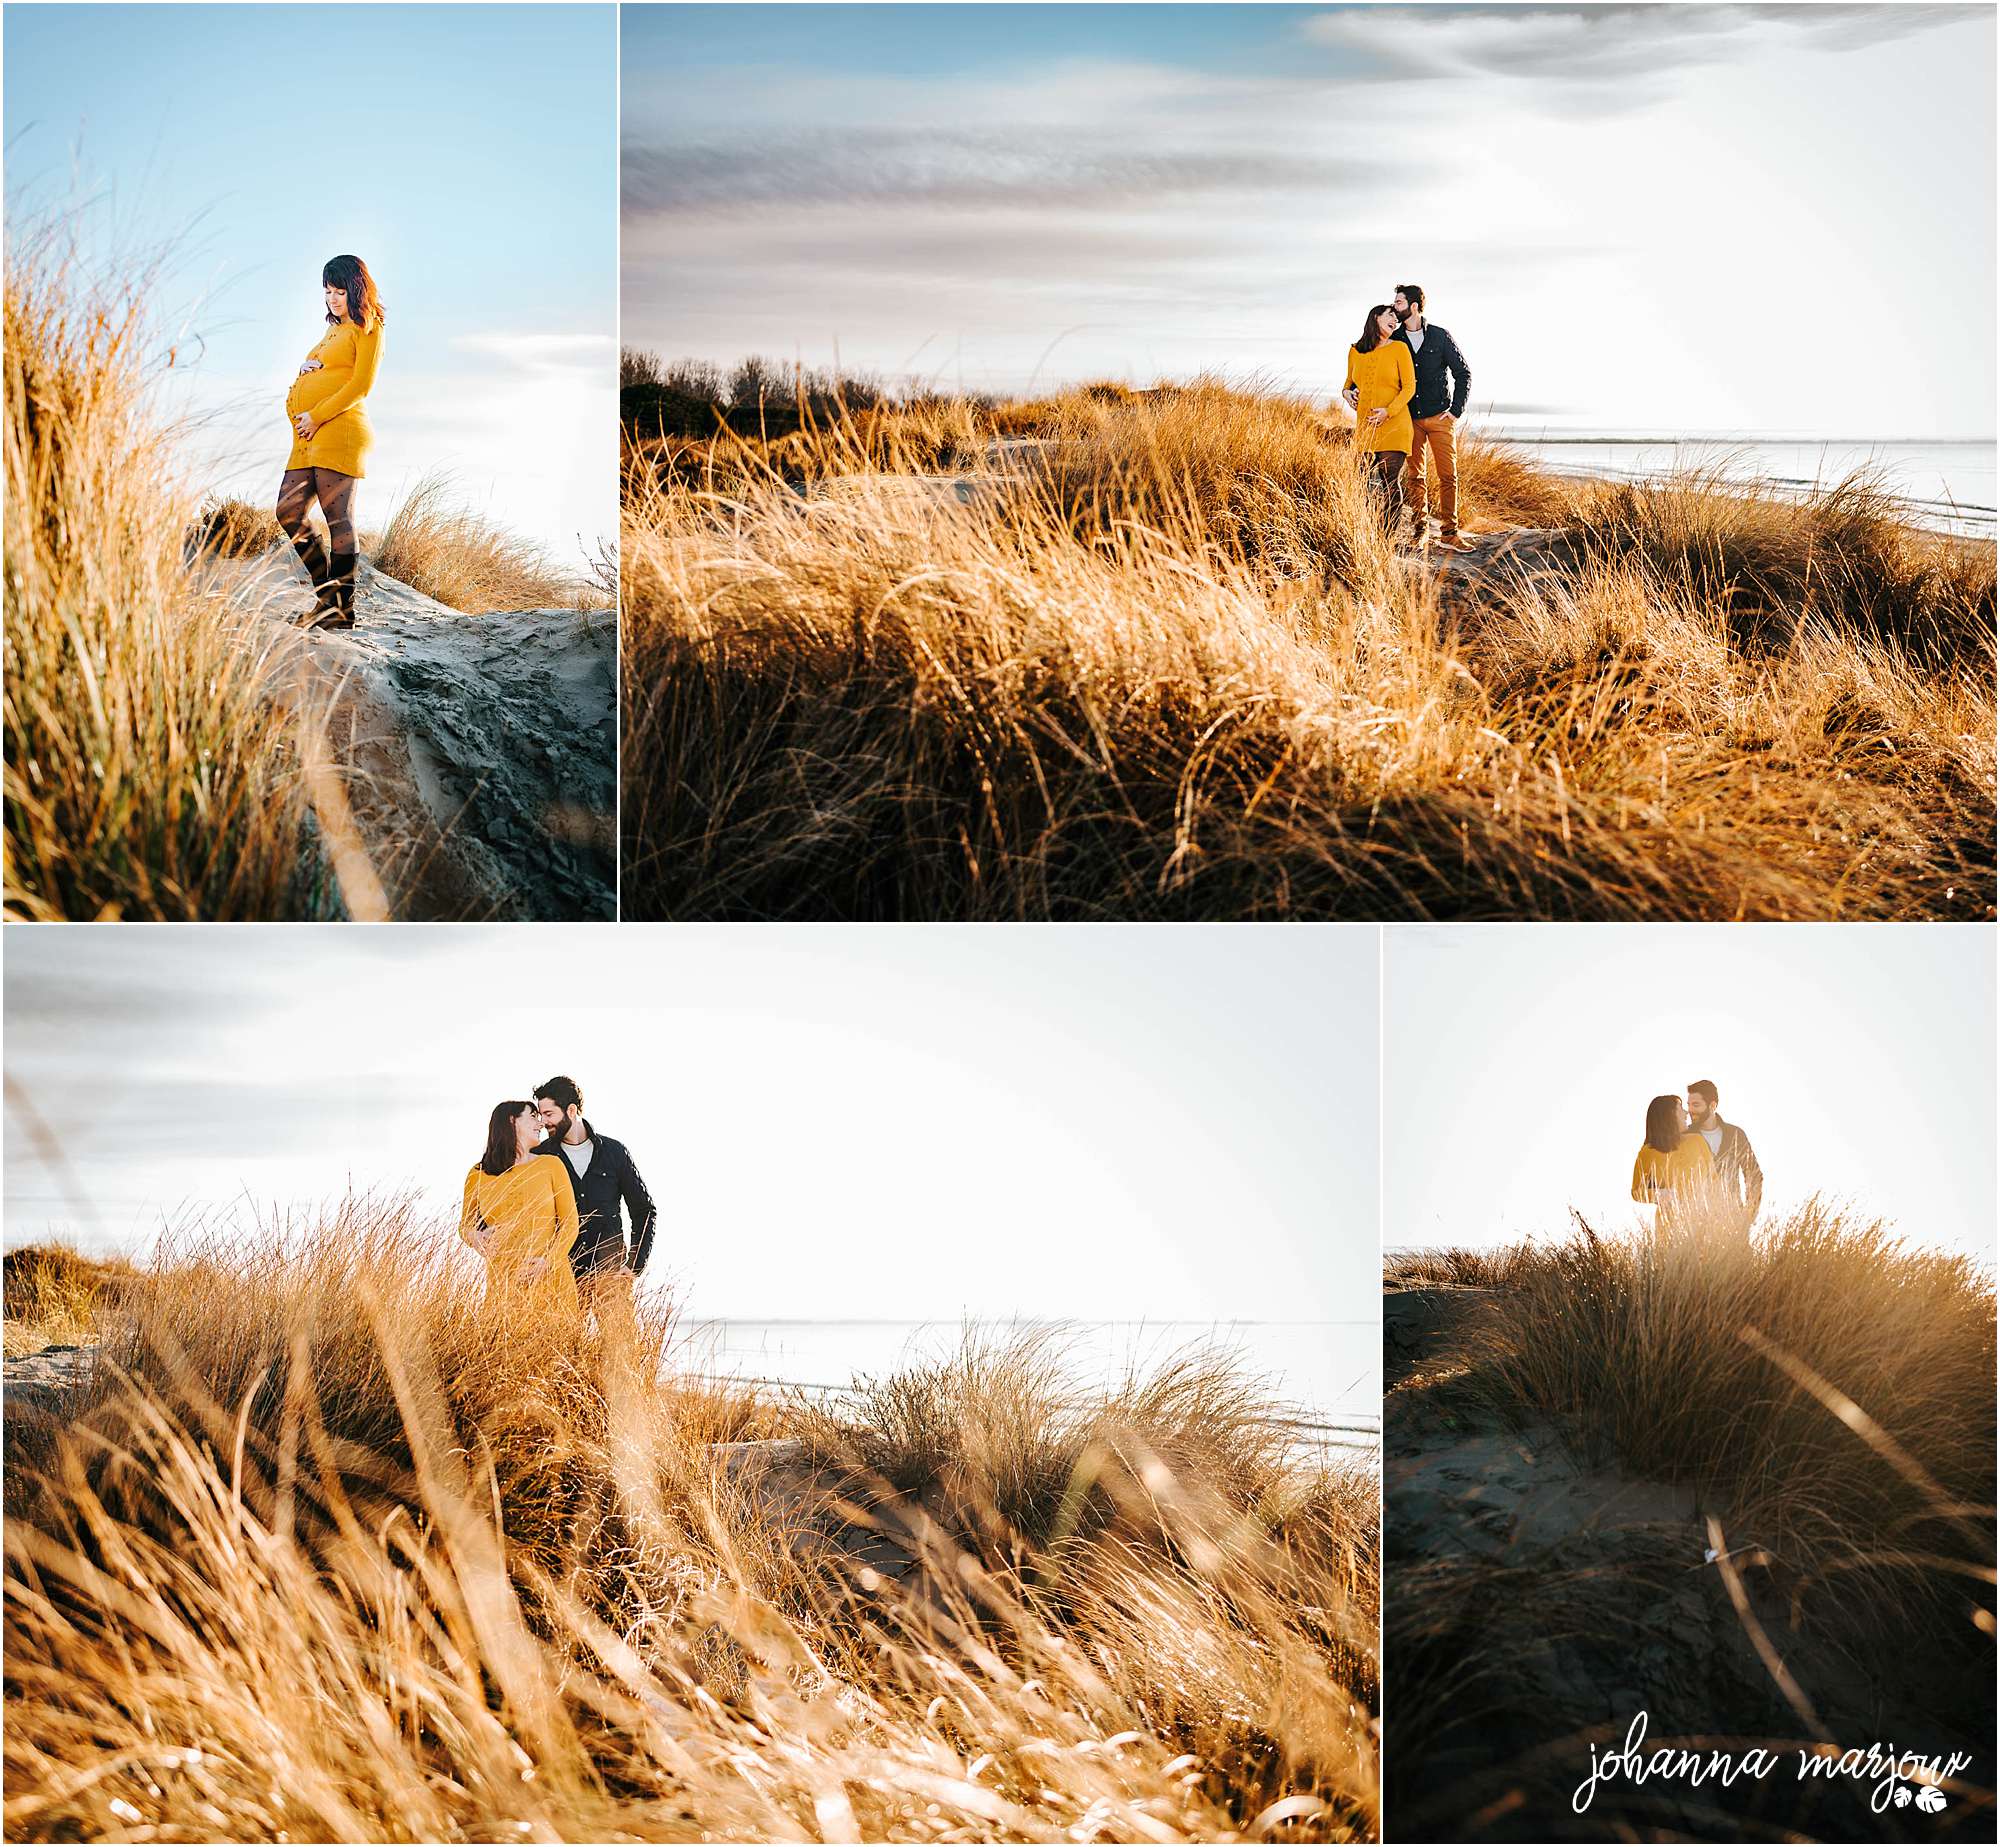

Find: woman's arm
[460,1173,492,1253]
[548,1160,580,1265]
[1390,344,1416,413]
[1631,1150,1653,1204]
[305,321,384,426]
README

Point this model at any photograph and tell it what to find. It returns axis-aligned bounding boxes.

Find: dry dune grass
[1382,1244,1530,1292]
[1385,1208,1995,1838]
[4,1203,1378,1841]
[370,471,596,614]
[185,492,286,559]
[3,226,325,921]
[1,1241,144,1356]
[620,379,1994,921]
[1441,1209,1993,1579]
[1560,469,1995,665]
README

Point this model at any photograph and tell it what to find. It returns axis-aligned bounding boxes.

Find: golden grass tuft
[1560,467,1996,664]
[620,379,1994,921]
[4,1202,1378,1840]
[1440,1208,1993,1572]
[185,493,286,559]
[371,470,595,614]
[3,222,324,920]
[1382,1244,1529,1292]
[1,1241,143,1356]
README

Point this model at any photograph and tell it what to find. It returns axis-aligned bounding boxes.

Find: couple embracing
[460,1076,656,1325]
[1630,1079,1764,1238]
[1341,283,1473,549]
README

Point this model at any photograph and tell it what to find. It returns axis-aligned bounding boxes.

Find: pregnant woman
[1341,304,1416,533]
[277,255,385,631]
[461,1101,582,1325]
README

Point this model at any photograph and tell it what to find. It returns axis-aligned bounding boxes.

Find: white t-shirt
[1699,1124,1722,1156]
[1406,326,1425,355]
[562,1138,595,1177]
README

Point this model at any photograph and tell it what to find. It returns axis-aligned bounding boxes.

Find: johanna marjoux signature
[1575,1712,1971,1816]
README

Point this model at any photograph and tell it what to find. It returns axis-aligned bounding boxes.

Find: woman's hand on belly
[297,359,324,377]
[294,412,317,439]
[288,368,344,418]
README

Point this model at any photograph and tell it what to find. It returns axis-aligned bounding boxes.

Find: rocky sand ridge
[205,548,616,921]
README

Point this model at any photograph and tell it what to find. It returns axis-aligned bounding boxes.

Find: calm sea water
[669,1318,1378,1438]
[1491,434,1995,536]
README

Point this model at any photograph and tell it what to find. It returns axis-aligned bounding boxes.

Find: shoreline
[1481,430,1996,537]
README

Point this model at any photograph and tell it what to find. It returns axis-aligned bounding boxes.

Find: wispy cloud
[621,4,1992,429]
[624,130,1366,219]
[619,49,1390,390]
[1298,4,1975,111]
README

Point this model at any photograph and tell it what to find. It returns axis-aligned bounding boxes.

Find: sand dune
[206,548,616,921]
[1383,1259,1993,1841]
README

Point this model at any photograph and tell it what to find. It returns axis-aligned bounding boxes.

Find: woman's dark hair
[482,1100,534,1177]
[1644,1094,1685,1155]
[323,255,385,329]
[1356,304,1394,354]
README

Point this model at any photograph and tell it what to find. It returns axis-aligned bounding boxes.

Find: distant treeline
[620,349,996,439]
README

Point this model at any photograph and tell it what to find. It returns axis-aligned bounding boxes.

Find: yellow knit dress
[1342,341,1416,454]
[461,1156,582,1320]
[1630,1135,1717,1229]
[284,315,384,475]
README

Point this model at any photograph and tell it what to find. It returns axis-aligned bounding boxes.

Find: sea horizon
[0,1219,1377,1433]
[1484,428,1996,535]
[670,1315,1378,1437]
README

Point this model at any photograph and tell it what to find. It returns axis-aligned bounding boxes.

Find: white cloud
[449,331,617,375]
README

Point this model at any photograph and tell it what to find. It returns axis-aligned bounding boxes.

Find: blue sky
[630,5,1336,79]
[624,3,1996,436]
[1385,926,1995,1262]
[5,4,616,558]
[2,924,1380,1335]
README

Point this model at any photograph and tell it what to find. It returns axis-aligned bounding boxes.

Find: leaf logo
[1893,1787,1912,1809]
[1916,1784,1947,1814]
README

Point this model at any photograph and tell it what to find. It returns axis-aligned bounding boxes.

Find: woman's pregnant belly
[284,358,352,423]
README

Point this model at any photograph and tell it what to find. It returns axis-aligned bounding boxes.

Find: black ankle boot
[290,534,338,620]
[321,551,359,629]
